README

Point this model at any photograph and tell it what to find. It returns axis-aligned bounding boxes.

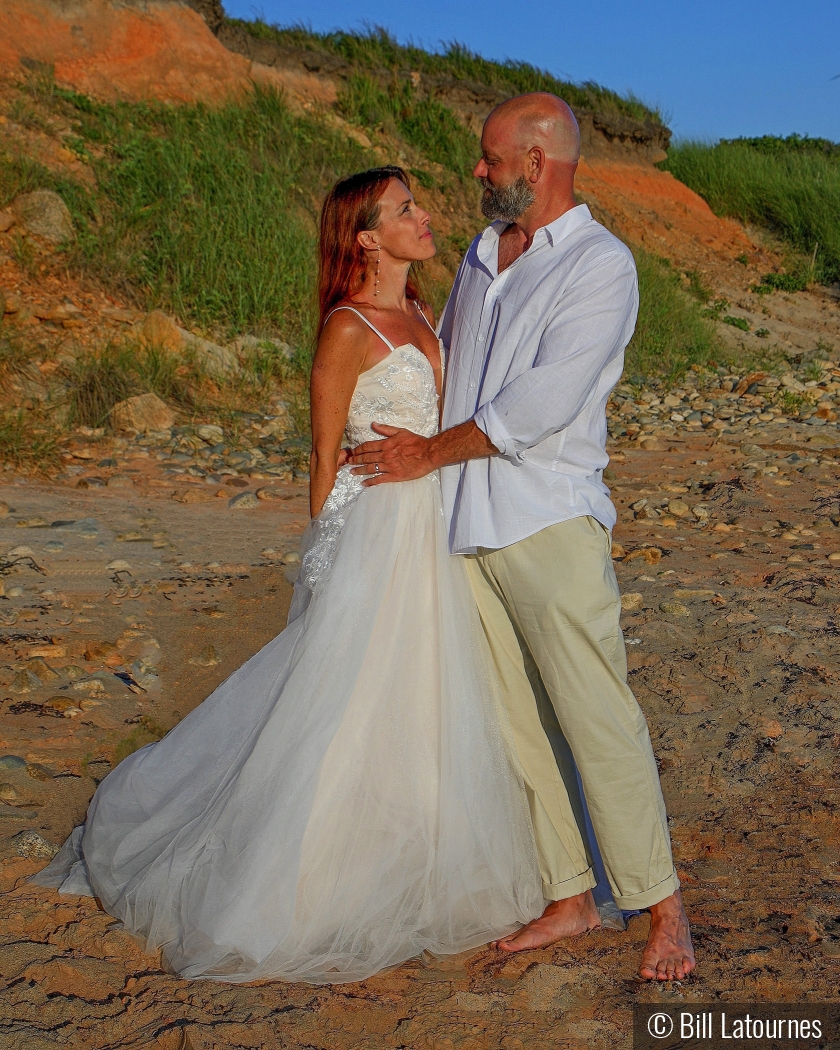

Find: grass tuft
[626,251,721,379]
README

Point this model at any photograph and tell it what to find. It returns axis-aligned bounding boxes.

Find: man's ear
[527,146,546,184]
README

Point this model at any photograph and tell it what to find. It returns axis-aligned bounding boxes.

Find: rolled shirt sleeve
[473,251,638,462]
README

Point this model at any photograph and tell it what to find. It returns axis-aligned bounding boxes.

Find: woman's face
[362,180,436,263]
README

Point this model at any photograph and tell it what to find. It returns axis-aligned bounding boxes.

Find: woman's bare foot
[638,889,695,981]
[493,889,601,952]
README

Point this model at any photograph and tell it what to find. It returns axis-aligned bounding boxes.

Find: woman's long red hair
[317,166,421,334]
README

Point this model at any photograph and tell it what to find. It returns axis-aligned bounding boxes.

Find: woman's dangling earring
[374,245,381,297]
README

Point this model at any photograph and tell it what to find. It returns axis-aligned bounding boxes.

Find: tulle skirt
[32,470,544,984]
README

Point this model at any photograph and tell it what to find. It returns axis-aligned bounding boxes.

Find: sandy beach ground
[1,424,838,1050]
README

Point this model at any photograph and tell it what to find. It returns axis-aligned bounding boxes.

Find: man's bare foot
[493,889,601,952]
[638,889,695,981]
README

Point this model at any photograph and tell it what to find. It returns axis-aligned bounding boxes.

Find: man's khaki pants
[465,515,679,910]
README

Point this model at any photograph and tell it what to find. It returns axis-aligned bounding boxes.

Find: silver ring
[374,463,381,475]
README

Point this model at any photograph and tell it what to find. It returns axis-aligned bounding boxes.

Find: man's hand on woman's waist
[349,421,499,486]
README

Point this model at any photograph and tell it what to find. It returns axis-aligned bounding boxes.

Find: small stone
[0,500,10,516]
[764,720,784,740]
[178,487,214,504]
[189,645,220,667]
[741,443,764,457]
[827,552,840,562]
[43,540,64,552]
[26,658,60,683]
[668,499,691,518]
[11,189,75,243]
[0,755,27,771]
[45,696,83,714]
[110,392,176,433]
[610,542,626,560]
[77,476,106,489]
[228,491,260,509]
[197,424,224,443]
[281,551,302,566]
[660,601,692,617]
[106,474,135,489]
[0,211,15,233]
[5,585,25,598]
[7,546,35,558]
[106,559,132,572]
[621,592,644,612]
[692,505,711,521]
[674,589,716,600]
[13,829,59,859]
[224,476,250,488]
[27,763,53,781]
[10,670,41,694]
[84,640,118,660]
[0,783,18,801]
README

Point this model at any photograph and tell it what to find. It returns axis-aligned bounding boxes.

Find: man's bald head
[485,93,580,165]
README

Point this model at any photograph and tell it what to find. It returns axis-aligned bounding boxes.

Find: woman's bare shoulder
[315,306,373,365]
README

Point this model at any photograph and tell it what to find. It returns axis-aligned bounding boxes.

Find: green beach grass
[0,28,719,394]
[663,136,840,285]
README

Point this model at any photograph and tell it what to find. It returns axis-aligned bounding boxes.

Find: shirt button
[478,335,484,341]
[470,382,476,389]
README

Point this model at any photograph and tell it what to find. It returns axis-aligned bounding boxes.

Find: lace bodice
[345,344,440,446]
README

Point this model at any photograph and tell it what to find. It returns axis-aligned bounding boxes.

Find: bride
[33,166,545,984]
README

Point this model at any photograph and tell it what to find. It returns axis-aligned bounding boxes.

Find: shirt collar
[476,204,592,274]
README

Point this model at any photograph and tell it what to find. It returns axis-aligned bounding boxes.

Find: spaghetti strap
[413,300,439,337]
[325,306,396,353]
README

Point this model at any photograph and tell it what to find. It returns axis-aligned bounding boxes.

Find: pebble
[189,645,220,667]
[229,491,260,509]
[0,755,27,771]
[660,601,692,617]
[5,585,25,598]
[621,592,644,611]
[10,670,41,694]
[0,783,18,801]
[13,829,59,859]
[107,475,135,489]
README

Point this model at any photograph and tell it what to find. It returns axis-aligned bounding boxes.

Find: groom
[349,92,694,981]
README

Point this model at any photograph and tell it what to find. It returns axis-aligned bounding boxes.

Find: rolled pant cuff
[612,870,681,911]
[542,867,596,902]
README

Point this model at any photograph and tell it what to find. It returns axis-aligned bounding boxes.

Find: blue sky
[223,0,839,142]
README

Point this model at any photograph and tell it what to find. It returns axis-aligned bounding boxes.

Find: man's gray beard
[479,176,535,221]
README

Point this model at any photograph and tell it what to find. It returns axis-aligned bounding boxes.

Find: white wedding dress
[33,309,544,984]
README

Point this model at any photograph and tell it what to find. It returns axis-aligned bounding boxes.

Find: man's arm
[474,251,637,461]
[349,419,497,486]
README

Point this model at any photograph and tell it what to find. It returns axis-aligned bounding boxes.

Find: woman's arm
[309,313,367,518]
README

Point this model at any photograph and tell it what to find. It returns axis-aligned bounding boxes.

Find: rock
[281,551,302,565]
[0,500,10,516]
[764,720,784,740]
[140,309,184,352]
[10,670,41,694]
[84,640,119,660]
[76,476,106,489]
[178,487,214,503]
[228,491,259,509]
[5,585,25,598]
[197,424,224,443]
[106,559,132,572]
[25,658,60,683]
[2,293,21,313]
[0,783,18,801]
[139,310,238,377]
[224,476,249,488]
[0,755,27,771]
[256,486,284,500]
[107,474,136,489]
[621,592,644,612]
[0,210,15,233]
[13,829,59,858]
[11,190,75,243]
[100,305,138,323]
[660,601,692,617]
[610,542,626,560]
[741,443,764,457]
[189,644,220,667]
[668,498,691,518]
[27,763,53,781]
[110,392,176,432]
[692,504,711,521]
[45,696,83,715]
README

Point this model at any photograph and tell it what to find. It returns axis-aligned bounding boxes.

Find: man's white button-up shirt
[438,204,638,555]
